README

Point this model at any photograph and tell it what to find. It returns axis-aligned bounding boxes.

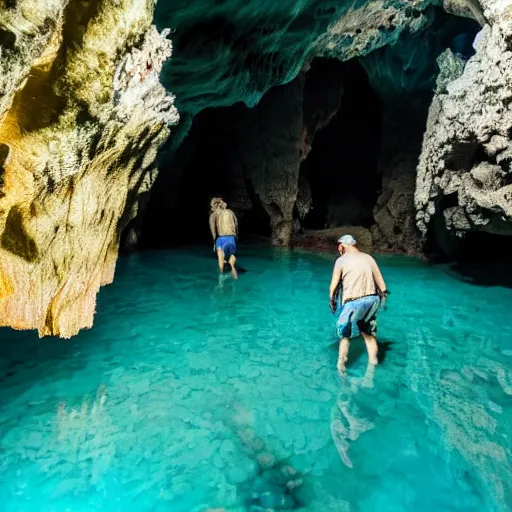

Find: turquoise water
[0,247,511,512]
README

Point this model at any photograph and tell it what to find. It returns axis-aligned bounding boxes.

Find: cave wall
[0,0,178,337]
[416,2,512,253]
[361,9,480,255]
[0,0,498,337]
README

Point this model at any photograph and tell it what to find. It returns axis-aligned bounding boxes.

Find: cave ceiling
[154,0,439,130]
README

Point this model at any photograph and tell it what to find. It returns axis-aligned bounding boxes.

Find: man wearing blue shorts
[329,235,389,373]
[209,197,239,278]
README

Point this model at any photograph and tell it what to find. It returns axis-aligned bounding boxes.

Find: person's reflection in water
[330,364,376,468]
[212,271,237,299]
[54,384,115,483]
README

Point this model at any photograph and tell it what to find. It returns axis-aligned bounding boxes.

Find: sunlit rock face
[0,0,178,337]
[416,0,512,248]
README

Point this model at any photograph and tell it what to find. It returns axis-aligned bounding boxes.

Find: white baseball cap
[337,234,357,246]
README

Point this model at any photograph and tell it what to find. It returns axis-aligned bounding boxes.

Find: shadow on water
[446,261,512,289]
[377,340,393,364]
[0,328,80,380]
[430,231,512,289]
[0,328,86,413]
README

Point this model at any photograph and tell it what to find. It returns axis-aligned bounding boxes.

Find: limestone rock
[435,49,467,93]
[416,14,512,242]
[0,0,178,337]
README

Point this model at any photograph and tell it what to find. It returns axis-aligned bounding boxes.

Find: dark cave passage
[141,8,492,261]
[141,58,384,248]
[141,102,273,249]
[301,62,382,230]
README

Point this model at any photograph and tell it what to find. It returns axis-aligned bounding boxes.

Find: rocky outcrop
[0,0,178,337]
[157,0,436,125]
[361,10,479,254]
[416,2,512,245]
[228,60,345,245]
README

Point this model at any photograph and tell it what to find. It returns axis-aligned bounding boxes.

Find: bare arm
[370,257,387,293]
[329,263,342,300]
[232,211,238,236]
[209,212,217,241]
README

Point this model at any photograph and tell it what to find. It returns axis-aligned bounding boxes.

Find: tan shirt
[334,252,383,304]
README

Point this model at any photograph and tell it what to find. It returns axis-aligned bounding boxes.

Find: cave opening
[141,101,273,249]
[140,7,485,258]
[301,61,383,230]
[141,58,384,248]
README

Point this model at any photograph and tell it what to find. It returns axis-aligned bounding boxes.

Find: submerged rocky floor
[0,247,510,511]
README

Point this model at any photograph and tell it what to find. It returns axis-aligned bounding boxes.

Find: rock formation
[228,59,345,245]
[1,0,510,336]
[157,0,435,125]
[416,1,512,249]
[362,11,479,255]
[0,0,178,337]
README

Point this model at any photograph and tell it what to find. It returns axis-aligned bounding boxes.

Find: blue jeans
[336,295,381,339]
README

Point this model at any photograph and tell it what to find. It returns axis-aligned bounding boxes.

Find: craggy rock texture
[0,0,178,337]
[230,60,345,245]
[361,12,479,255]
[416,2,512,246]
[156,0,436,146]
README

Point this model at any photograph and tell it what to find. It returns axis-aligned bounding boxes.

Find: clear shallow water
[0,247,511,512]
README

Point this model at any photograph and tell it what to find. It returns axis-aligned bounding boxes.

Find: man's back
[213,208,238,237]
[334,252,378,303]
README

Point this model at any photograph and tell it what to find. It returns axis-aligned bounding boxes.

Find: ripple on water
[0,247,511,511]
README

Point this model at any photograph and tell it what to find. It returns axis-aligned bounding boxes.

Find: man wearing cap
[329,234,389,373]
[209,197,239,278]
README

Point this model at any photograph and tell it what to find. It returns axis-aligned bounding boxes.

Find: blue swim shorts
[336,295,381,339]
[215,236,236,258]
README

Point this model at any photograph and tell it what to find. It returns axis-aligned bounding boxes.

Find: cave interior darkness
[139,9,512,271]
[142,58,382,247]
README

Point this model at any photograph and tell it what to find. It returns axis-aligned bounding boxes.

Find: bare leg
[361,332,378,366]
[216,249,225,273]
[337,337,350,374]
[228,255,238,279]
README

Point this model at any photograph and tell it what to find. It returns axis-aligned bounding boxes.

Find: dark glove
[329,297,338,314]
[379,289,390,309]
